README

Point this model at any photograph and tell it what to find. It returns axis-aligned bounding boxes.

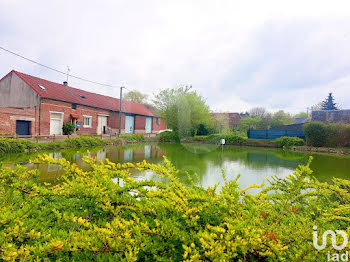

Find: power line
[0,45,122,88]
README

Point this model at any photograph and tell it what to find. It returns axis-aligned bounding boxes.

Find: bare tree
[249,107,268,119]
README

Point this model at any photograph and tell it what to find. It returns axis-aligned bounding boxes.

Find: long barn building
[0,70,166,136]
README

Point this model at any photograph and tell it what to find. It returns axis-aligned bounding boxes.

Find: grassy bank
[1,155,348,261]
[182,134,305,148]
[0,134,145,154]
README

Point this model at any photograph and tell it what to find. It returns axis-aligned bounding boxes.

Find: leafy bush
[63,136,105,147]
[0,138,36,153]
[0,135,149,154]
[205,133,247,144]
[196,123,215,136]
[119,134,145,142]
[62,122,76,135]
[274,136,305,148]
[157,131,180,142]
[303,122,328,147]
[304,122,350,147]
[1,155,349,261]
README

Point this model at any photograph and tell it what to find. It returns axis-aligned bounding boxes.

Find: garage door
[16,120,31,136]
[50,112,63,135]
[145,117,153,134]
[125,115,135,134]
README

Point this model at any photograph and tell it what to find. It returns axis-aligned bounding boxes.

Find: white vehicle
[156,129,173,135]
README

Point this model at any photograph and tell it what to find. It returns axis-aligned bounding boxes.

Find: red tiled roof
[11,70,155,116]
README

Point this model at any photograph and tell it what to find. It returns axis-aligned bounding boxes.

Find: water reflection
[1,143,350,190]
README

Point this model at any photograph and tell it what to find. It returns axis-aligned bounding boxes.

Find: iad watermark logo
[313,226,349,261]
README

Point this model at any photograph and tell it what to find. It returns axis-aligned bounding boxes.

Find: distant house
[211,112,243,130]
[0,70,166,136]
[312,110,350,124]
[294,117,308,124]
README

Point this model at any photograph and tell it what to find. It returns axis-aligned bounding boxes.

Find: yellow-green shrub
[0,155,349,261]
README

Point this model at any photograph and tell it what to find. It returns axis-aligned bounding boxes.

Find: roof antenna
[66,66,70,82]
[63,66,70,86]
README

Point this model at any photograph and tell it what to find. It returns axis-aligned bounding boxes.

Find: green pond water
[1,143,350,192]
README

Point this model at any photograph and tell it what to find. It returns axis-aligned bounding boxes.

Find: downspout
[39,98,42,135]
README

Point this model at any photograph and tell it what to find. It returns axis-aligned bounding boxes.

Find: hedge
[303,122,350,147]
[205,134,247,144]
[0,135,146,154]
[157,131,180,142]
[274,136,305,148]
[1,155,349,260]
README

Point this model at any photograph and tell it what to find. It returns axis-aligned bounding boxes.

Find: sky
[1,0,350,114]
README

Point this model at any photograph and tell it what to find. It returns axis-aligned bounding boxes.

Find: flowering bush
[1,156,349,261]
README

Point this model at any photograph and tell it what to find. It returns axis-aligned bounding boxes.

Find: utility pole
[118,86,125,136]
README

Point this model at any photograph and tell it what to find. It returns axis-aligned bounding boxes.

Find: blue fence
[247,129,305,140]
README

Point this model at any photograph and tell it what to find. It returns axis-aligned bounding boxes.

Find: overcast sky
[1,0,350,113]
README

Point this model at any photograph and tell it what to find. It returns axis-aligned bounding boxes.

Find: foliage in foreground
[1,156,350,261]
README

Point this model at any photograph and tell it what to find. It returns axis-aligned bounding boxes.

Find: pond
[2,143,350,192]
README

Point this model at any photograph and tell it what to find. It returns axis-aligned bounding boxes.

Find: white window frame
[83,115,92,128]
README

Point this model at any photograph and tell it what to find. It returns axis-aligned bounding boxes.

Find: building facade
[312,110,350,124]
[210,112,243,131]
[0,70,166,136]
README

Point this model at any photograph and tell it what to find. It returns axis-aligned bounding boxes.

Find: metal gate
[16,120,31,136]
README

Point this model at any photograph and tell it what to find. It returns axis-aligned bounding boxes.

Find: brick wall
[40,99,116,135]
[153,117,166,131]
[0,107,37,135]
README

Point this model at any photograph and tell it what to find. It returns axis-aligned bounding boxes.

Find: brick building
[0,70,166,136]
[210,112,243,131]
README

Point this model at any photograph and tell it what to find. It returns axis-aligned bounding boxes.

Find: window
[80,95,86,99]
[83,116,92,128]
[38,84,46,90]
[72,103,77,109]
[156,117,160,125]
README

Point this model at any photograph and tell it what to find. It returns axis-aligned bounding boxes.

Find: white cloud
[1,0,350,113]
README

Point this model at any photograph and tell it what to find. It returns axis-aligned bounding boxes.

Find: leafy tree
[153,86,210,138]
[321,93,338,110]
[271,110,294,125]
[294,112,308,118]
[124,90,149,104]
[239,116,262,131]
